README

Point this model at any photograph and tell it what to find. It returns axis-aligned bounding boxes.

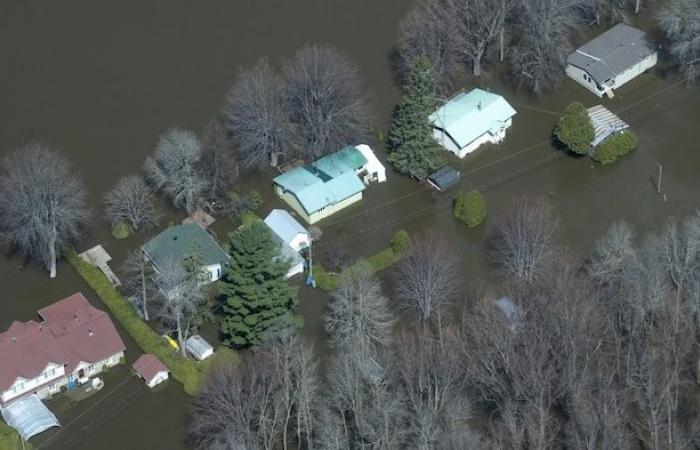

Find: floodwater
[1,1,700,449]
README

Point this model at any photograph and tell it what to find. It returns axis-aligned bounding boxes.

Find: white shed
[185,335,214,361]
[355,144,387,183]
[264,209,310,252]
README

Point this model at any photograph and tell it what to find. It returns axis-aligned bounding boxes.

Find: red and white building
[0,293,126,406]
[133,354,169,388]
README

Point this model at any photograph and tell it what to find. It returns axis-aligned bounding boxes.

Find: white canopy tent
[1,394,60,441]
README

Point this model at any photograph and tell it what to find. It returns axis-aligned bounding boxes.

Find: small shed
[0,394,60,441]
[133,354,169,388]
[78,245,120,287]
[185,335,214,361]
[587,105,630,147]
[264,209,310,252]
[428,167,461,192]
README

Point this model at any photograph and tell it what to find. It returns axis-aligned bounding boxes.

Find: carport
[1,394,60,441]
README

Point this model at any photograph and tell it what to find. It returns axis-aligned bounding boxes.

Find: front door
[78,369,85,378]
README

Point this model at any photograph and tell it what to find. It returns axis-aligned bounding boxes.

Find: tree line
[190,197,700,449]
[396,0,699,96]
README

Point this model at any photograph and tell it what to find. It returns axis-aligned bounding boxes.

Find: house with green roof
[273,145,386,224]
[430,88,516,158]
[141,223,229,283]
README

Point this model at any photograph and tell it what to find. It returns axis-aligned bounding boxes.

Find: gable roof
[264,209,309,246]
[141,223,229,272]
[430,89,516,149]
[273,148,367,215]
[133,354,168,382]
[428,166,461,191]
[567,23,656,84]
[0,293,126,395]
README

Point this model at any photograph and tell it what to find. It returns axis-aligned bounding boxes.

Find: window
[46,368,55,378]
[16,382,25,392]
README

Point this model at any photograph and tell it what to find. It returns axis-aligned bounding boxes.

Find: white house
[133,354,169,388]
[566,23,657,98]
[0,293,126,406]
[273,145,386,224]
[264,209,310,252]
[141,223,229,283]
[430,89,516,158]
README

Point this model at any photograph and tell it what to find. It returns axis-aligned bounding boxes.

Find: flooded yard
[1,1,699,449]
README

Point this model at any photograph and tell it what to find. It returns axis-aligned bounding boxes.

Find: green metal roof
[141,223,228,271]
[273,147,367,215]
[430,89,516,148]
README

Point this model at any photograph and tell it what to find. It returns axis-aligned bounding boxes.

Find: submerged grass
[68,251,235,395]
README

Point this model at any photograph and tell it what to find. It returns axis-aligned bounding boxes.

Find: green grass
[0,421,33,450]
[68,251,235,395]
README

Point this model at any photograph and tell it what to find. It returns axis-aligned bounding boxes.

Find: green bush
[111,221,131,239]
[391,229,412,253]
[368,248,401,272]
[453,190,487,227]
[312,264,341,291]
[592,131,638,165]
[246,190,263,211]
[240,211,261,227]
[555,101,595,156]
[68,251,217,395]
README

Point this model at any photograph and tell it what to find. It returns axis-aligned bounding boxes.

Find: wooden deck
[78,245,121,287]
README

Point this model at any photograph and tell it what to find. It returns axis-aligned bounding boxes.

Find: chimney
[88,329,94,337]
[477,101,482,111]
[11,336,16,343]
[74,313,79,322]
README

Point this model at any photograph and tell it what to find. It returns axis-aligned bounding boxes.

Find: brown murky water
[2,1,700,449]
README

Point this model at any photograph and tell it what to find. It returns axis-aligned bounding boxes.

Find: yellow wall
[275,185,363,224]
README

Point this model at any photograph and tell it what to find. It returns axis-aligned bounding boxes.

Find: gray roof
[142,224,228,272]
[264,209,309,247]
[1,394,60,441]
[428,166,461,191]
[185,335,213,357]
[567,23,656,84]
[587,105,630,147]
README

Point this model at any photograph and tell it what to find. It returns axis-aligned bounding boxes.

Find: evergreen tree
[182,242,207,283]
[387,57,444,180]
[219,220,302,347]
[554,101,595,156]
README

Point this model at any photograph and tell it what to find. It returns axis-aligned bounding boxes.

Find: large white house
[0,293,126,406]
[430,89,516,158]
[566,23,657,98]
[273,145,386,224]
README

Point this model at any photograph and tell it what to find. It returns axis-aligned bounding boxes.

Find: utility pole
[656,163,663,195]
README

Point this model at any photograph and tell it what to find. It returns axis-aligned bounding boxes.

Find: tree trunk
[48,228,57,279]
[141,265,149,321]
[635,0,641,14]
[473,50,483,77]
[270,151,280,168]
[500,26,505,62]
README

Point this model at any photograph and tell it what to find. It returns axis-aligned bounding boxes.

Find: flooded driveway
[2,1,700,449]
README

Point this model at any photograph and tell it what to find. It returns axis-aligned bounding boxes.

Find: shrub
[246,190,263,211]
[555,101,595,155]
[111,221,131,239]
[67,251,216,395]
[592,131,638,165]
[454,190,487,227]
[391,229,412,253]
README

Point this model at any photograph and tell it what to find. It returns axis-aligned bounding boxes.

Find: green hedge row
[313,230,408,291]
[593,131,638,165]
[68,251,225,395]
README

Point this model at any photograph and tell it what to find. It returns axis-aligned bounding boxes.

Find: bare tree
[189,351,283,450]
[396,0,461,94]
[487,195,559,283]
[579,0,629,25]
[0,143,88,278]
[200,118,239,201]
[154,259,207,357]
[119,249,156,321]
[325,260,395,356]
[509,0,583,96]
[449,0,505,77]
[391,230,458,343]
[283,45,372,159]
[657,0,700,82]
[222,59,295,169]
[103,175,160,233]
[144,128,207,213]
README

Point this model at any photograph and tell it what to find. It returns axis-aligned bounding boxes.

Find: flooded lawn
[2,2,700,449]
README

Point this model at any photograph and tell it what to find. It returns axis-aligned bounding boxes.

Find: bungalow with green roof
[273,145,386,224]
[141,223,229,283]
[430,88,516,159]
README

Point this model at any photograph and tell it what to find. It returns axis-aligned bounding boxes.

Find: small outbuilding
[133,354,169,388]
[566,23,657,98]
[264,209,310,252]
[428,166,461,192]
[587,105,630,147]
[431,89,516,158]
[185,335,214,361]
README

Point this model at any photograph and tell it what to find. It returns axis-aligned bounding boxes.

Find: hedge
[453,190,487,227]
[0,421,32,450]
[593,131,638,165]
[68,251,218,395]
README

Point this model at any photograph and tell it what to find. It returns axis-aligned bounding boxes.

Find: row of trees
[190,196,700,448]
[397,0,696,96]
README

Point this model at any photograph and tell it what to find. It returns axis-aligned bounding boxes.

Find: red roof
[0,293,126,395]
[132,354,168,382]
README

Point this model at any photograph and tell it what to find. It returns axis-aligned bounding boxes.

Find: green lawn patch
[0,421,33,450]
[68,251,233,395]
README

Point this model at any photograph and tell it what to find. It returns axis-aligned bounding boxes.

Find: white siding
[285,261,305,279]
[288,233,310,252]
[1,362,65,404]
[204,264,222,282]
[567,52,657,97]
[566,65,606,97]
[610,53,658,89]
[146,371,169,388]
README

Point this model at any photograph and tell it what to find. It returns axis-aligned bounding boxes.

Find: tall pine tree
[387,56,444,180]
[219,220,302,347]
